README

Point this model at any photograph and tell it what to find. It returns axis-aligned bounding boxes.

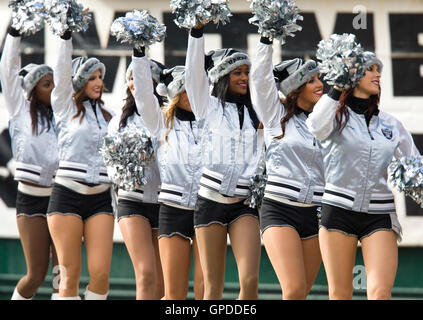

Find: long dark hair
[28,88,52,135]
[211,74,261,129]
[118,81,167,131]
[335,88,381,133]
[72,88,112,123]
[119,87,136,130]
[274,85,304,139]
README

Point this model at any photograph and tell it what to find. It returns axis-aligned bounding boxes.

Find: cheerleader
[0,25,59,300]
[131,47,204,300]
[186,25,263,300]
[306,52,421,299]
[250,36,324,299]
[105,61,165,299]
[46,30,115,300]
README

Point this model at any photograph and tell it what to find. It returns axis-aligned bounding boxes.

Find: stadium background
[0,0,422,299]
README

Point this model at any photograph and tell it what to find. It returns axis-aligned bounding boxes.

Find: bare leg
[118,216,160,299]
[47,214,83,297]
[319,228,358,300]
[14,216,52,299]
[302,236,322,296]
[228,216,261,300]
[361,230,398,300]
[159,235,191,299]
[83,214,115,297]
[195,224,228,300]
[152,229,164,299]
[192,236,204,300]
[263,226,306,299]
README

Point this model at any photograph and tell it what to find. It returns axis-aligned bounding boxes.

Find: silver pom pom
[9,0,48,36]
[44,0,92,36]
[248,0,303,44]
[244,151,267,209]
[316,33,366,90]
[389,156,423,208]
[100,124,156,191]
[110,10,166,50]
[170,0,232,29]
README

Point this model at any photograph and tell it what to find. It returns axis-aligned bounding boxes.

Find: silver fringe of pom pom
[389,156,423,208]
[244,153,267,209]
[248,0,303,44]
[110,10,166,50]
[9,0,48,36]
[316,33,366,90]
[170,0,232,29]
[44,0,92,36]
[100,124,156,192]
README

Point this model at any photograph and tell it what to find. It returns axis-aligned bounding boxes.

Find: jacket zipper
[91,101,101,130]
[361,118,374,210]
[188,120,198,207]
[367,127,374,140]
[189,121,198,144]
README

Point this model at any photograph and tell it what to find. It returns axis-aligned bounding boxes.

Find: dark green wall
[1,239,423,299]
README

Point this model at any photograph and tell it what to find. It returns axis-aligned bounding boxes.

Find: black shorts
[16,190,50,218]
[117,199,160,229]
[47,183,113,221]
[260,197,320,240]
[194,195,259,228]
[158,204,195,241]
[319,203,402,241]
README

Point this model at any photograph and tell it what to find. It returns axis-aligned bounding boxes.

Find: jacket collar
[295,107,311,118]
[175,107,196,121]
[346,95,380,116]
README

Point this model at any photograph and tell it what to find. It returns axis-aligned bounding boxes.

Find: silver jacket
[132,56,203,209]
[306,92,421,214]
[51,38,114,184]
[107,112,161,204]
[186,34,264,198]
[250,41,325,204]
[0,35,59,187]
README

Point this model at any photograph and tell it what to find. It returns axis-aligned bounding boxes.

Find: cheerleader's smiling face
[35,73,54,107]
[354,64,381,98]
[228,65,250,96]
[297,74,323,112]
[84,69,103,99]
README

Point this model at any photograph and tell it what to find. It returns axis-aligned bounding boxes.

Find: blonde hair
[163,94,180,143]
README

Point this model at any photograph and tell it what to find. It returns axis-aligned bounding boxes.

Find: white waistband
[161,202,194,211]
[18,182,52,197]
[264,193,318,208]
[55,177,110,195]
[198,186,244,204]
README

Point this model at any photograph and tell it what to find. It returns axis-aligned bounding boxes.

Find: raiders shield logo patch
[381,128,393,140]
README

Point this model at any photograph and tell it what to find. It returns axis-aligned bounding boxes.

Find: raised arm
[50,33,74,119]
[306,88,340,141]
[185,27,214,121]
[132,49,164,138]
[0,30,25,118]
[250,38,284,127]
